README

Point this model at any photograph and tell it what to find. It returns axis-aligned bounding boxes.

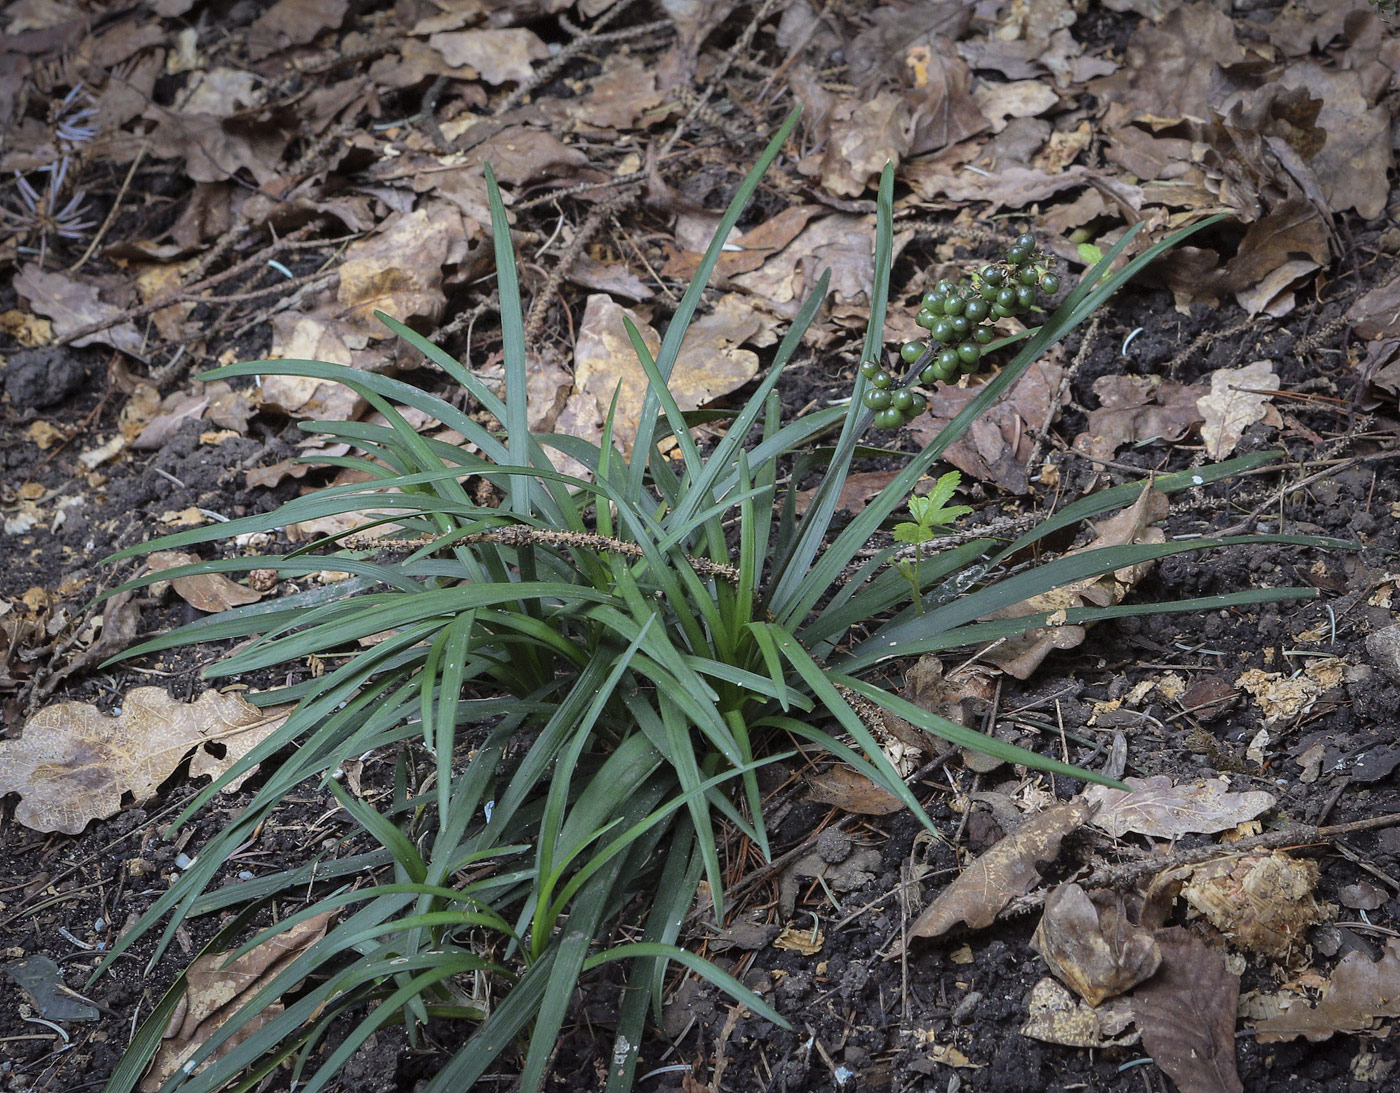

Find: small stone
[1365,624,1400,683]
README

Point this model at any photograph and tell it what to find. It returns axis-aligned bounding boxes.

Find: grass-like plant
[93,111,1330,1093]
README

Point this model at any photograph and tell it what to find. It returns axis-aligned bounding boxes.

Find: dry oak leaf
[805,765,904,816]
[1134,927,1243,1093]
[145,551,263,613]
[247,0,347,58]
[336,203,468,335]
[1082,775,1275,839]
[13,264,143,355]
[1073,374,1204,462]
[900,801,1091,948]
[815,90,911,198]
[1032,883,1161,1006]
[1254,939,1400,1042]
[1021,977,1137,1049]
[427,28,549,85]
[1197,361,1280,460]
[143,912,335,1092]
[0,687,290,834]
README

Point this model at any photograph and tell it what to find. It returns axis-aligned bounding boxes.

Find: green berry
[957,341,981,366]
[980,281,999,301]
[964,298,990,323]
[864,388,892,410]
[931,318,954,343]
[891,389,915,412]
[992,302,1015,319]
[996,286,1017,308]
[1015,232,1036,250]
[900,341,924,364]
[1016,284,1037,310]
[907,393,927,416]
[943,294,966,316]
[860,359,881,379]
[922,291,943,310]
[875,408,904,430]
[920,364,939,385]
[936,278,958,295]
[871,368,893,389]
[974,327,995,344]
[1040,272,1061,294]
[933,359,958,382]
[916,309,937,329]
[959,356,981,374]
[937,347,960,371]
[1019,267,1040,286]
[1007,246,1029,266]
[949,315,971,337]
[981,265,1004,286]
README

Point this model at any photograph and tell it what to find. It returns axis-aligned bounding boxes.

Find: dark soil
[3,1,1399,1092]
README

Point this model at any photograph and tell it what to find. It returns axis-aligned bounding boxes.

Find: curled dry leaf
[900,801,1090,948]
[1133,927,1243,1093]
[146,551,263,612]
[1082,775,1275,839]
[804,765,904,816]
[1197,361,1281,460]
[1021,976,1136,1049]
[1031,883,1160,1006]
[1235,658,1346,723]
[1254,939,1400,1043]
[143,913,335,1092]
[0,687,290,834]
[13,264,144,355]
[1180,852,1331,959]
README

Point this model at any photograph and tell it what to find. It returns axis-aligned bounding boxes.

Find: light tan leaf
[804,765,904,816]
[427,28,549,84]
[1234,658,1346,723]
[336,203,467,335]
[1082,775,1275,839]
[1254,939,1400,1042]
[1021,977,1137,1048]
[1031,883,1160,1006]
[1073,374,1204,462]
[901,801,1090,946]
[247,0,348,59]
[1198,360,1280,459]
[815,91,910,197]
[146,551,263,613]
[0,688,289,834]
[143,913,335,1091]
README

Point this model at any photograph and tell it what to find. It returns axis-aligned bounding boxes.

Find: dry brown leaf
[1073,374,1204,462]
[144,913,335,1092]
[1348,279,1400,341]
[1254,939,1400,1042]
[0,688,289,834]
[815,90,910,197]
[1180,852,1330,959]
[773,924,824,956]
[427,28,549,85]
[1134,927,1243,1093]
[1082,775,1275,839]
[1235,658,1345,723]
[1197,360,1280,460]
[257,311,373,420]
[567,54,664,130]
[13,265,143,354]
[906,360,1066,494]
[246,0,346,58]
[1032,883,1161,1006]
[804,765,904,816]
[978,484,1167,678]
[146,551,263,613]
[1021,977,1137,1048]
[901,801,1091,946]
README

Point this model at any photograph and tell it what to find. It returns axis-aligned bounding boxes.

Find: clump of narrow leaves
[93,110,1334,1093]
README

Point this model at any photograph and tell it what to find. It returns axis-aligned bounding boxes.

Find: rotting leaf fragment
[1031,882,1160,1006]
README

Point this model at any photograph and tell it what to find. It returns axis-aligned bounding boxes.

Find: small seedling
[892,471,973,613]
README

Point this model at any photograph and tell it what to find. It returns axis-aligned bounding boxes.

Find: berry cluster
[859,233,1061,429]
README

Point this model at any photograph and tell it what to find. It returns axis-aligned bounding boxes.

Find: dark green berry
[980,281,1000,301]
[891,389,915,412]
[875,407,904,430]
[959,356,981,374]
[957,341,981,366]
[931,318,954,343]
[937,347,960,371]
[981,265,1004,286]
[1006,245,1028,266]
[965,298,990,322]
[933,359,958,382]
[1016,284,1038,310]
[864,387,892,410]
[1040,272,1061,294]
[900,341,924,364]
[1019,267,1040,286]
[922,291,943,310]
[943,294,966,316]
[949,315,971,337]
[1015,232,1036,250]
[916,309,937,329]
[860,359,881,379]
[992,302,1015,319]
[871,368,894,389]
[920,364,939,385]
[936,278,958,295]
[974,327,995,344]
[996,286,1018,308]
[907,393,927,416]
